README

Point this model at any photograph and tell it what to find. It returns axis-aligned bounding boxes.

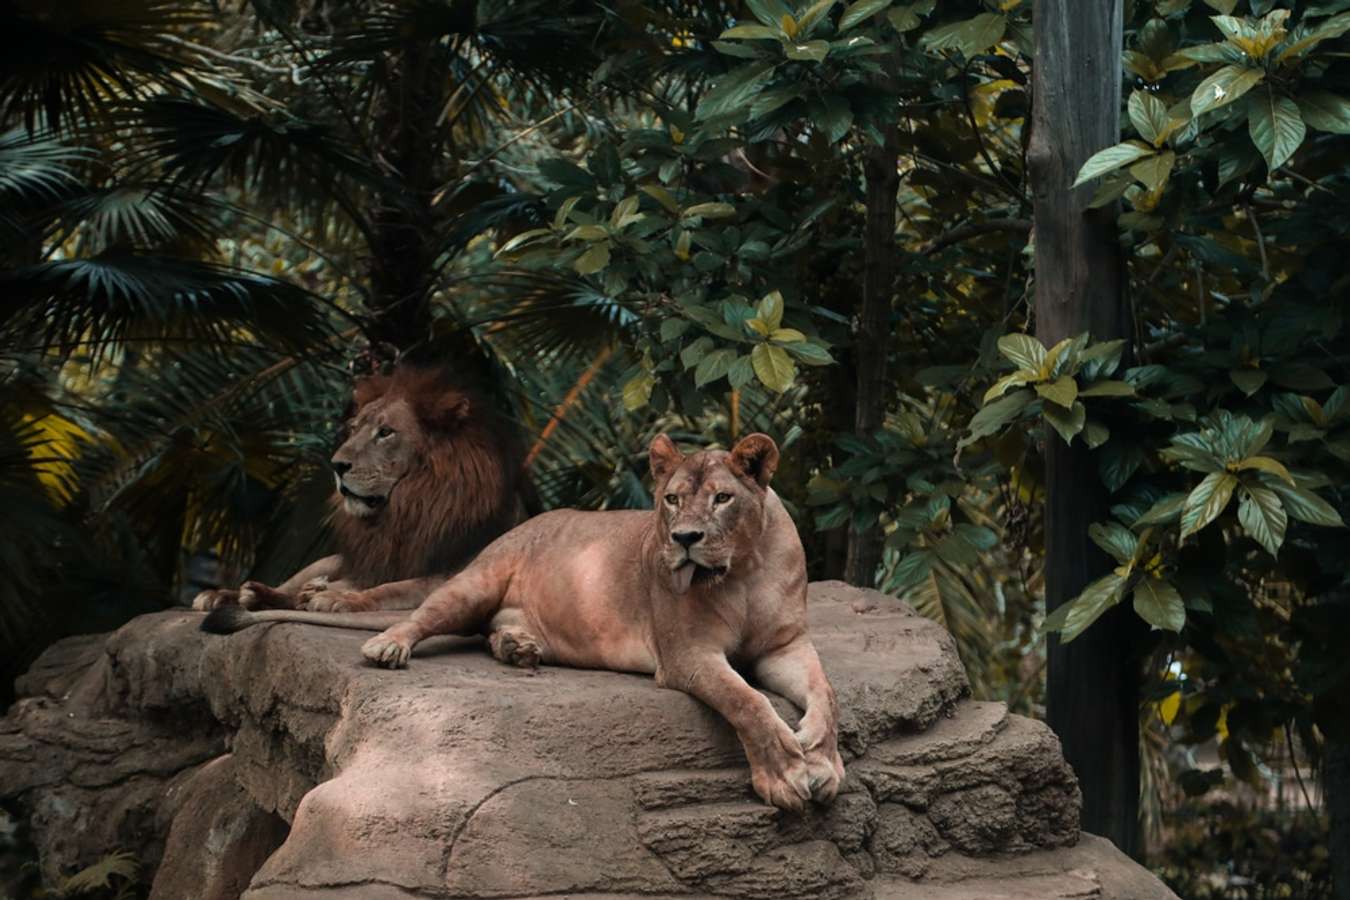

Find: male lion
[203,433,845,811]
[193,366,527,614]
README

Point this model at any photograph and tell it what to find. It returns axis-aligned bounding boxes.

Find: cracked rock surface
[0,581,1176,899]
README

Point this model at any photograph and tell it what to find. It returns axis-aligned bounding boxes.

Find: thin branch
[920,219,1032,256]
[1245,201,1270,282]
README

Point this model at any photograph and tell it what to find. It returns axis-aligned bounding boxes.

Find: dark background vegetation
[1,0,1348,896]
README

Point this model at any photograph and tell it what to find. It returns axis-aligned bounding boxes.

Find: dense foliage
[2,0,1348,892]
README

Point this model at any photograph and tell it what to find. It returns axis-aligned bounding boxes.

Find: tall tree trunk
[1028,0,1142,856]
[844,126,900,587]
[1330,738,1350,900]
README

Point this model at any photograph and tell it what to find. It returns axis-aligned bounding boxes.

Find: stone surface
[0,580,1177,898]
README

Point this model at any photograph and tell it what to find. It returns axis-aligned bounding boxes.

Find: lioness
[193,366,527,614]
[203,433,844,811]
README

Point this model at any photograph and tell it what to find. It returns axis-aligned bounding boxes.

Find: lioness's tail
[200,607,407,635]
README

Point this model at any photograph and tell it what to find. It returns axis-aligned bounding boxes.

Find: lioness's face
[649,433,779,594]
[331,397,421,518]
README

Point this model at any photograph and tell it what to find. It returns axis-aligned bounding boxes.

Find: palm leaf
[0,128,92,243]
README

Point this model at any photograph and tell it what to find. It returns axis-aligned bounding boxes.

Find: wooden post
[1028,0,1142,856]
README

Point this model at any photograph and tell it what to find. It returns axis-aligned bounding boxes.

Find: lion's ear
[729,433,779,487]
[649,434,684,483]
[421,392,472,430]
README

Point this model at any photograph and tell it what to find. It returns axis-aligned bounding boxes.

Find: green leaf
[1136,493,1187,526]
[696,62,777,121]
[1267,482,1345,527]
[1128,90,1172,146]
[996,333,1046,372]
[1247,89,1305,171]
[728,354,756,389]
[955,523,998,551]
[1046,573,1127,643]
[623,372,655,411]
[1133,578,1186,633]
[839,0,892,31]
[1043,400,1087,445]
[890,550,932,590]
[659,318,690,342]
[1236,455,1294,485]
[1085,421,1111,449]
[695,348,737,387]
[888,5,920,31]
[751,343,797,392]
[962,389,1033,446]
[1229,368,1268,396]
[1296,91,1350,134]
[1089,521,1138,565]
[1099,442,1145,493]
[786,341,835,366]
[757,290,785,331]
[721,23,781,39]
[1181,472,1238,538]
[1130,150,1176,191]
[1190,65,1264,117]
[936,532,979,567]
[798,0,838,33]
[746,0,794,28]
[574,242,611,275]
[921,12,1006,57]
[751,86,801,119]
[785,40,831,61]
[495,228,553,256]
[1079,380,1135,398]
[564,224,609,241]
[1072,141,1156,188]
[683,202,738,219]
[1036,375,1079,408]
[819,94,854,143]
[984,371,1036,403]
[770,327,806,343]
[1238,484,1287,555]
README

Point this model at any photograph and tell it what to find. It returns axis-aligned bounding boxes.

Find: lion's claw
[296,576,331,605]
[362,630,413,669]
[191,588,238,612]
[309,590,367,612]
[488,627,542,669]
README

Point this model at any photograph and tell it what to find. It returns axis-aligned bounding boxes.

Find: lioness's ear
[729,433,779,487]
[649,434,684,483]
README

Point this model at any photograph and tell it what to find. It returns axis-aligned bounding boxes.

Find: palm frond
[0,128,92,243]
[58,183,222,252]
[0,0,211,133]
[0,251,342,357]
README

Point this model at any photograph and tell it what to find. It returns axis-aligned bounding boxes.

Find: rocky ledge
[0,581,1176,899]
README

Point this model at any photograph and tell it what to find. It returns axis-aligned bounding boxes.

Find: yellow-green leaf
[622,372,655,411]
[757,290,785,331]
[1079,380,1135,398]
[1044,572,1127,643]
[1247,89,1305,171]
[770,327,806,343]
[574,242,611,275]
[1036,375,1079,409]
[494,228,553,257]
[996,332,1046,371]
[720,23,781,39]
[1128,90,1172,146]
[1129,150,1176,192]
[921,12,1006,57]
[983,371,1036,404]
[784,40,830,61]
[1043,400,1087,445]
[1072,141,1156,188]
[1237,483,1287,555]
[752,342,797,392]
[1133,577,1186,632]
[1190,65,1264,117]
[839,0,891,31]
[1236,455,1294,485]
[683,202,737,219]
[1181,471,1238,538]
[564,224,609,241]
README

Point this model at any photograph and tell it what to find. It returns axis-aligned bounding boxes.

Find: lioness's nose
[332,460,352,476]
[672,530,704,548]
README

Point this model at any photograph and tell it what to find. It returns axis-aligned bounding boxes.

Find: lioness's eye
[376,425,394,438]
[714,492,733,505]
[664,493,679,506]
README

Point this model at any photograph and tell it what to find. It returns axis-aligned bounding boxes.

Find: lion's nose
[332,460,352,477]
[672,530,705,549]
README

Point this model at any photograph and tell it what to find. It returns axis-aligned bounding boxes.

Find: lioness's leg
[665,654,812,812]
[488,626,542,670]
[361,568,503,669]
[754,638,845,803]
[308,575,445,613]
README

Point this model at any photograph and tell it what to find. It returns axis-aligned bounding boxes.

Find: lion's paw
[308,590,368,613]
[191,588,239,612]
[751,756,812,813]
[296,576,331,605]
[488,627,542,670]
[802,747,846,804]
[362,630,413,669]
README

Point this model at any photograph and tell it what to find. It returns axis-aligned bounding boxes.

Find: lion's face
[331,396,423,518]
[649,433,780,594]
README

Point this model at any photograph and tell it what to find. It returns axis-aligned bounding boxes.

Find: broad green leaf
[1072,141,1156,188]
[785,40,831,61]
[683,202,738,219]
[798,0,838,33]
[888,6,920,31]
[1128,91,1172,146]
[984,371,1036,404]
[1036,375,1079,408]
[1085,421,1111,449]
[955,523,998,551]
[1040,333,1087,379]
[786,341,835,366]
[1043,400,1087,445]
[1277,11,1350,63]
[622,372,655,411]
[1079,380,1135,398]
[494,228,553,256]
[1136,493,1187,526]
[746,0,794,28]
[890,550,932,590]
[757,290,785,331]
[1247,89,1305,171]
[936,532,979,567]
[752,343,797,392]
[751,86,801,120]
[640,184,680,213]
[1190,65,1265,117]
[1229,368,1268,396]
[819,94,854,143]
[660,318,690,342]
[574,242,611,275]
[1089,521,1138,565]
[1296,91,1350,135]
[696,62,777,121]
[680,336,713,369]
[1079,339,1127,379]
[1238,484,1287,555]
[1181,471,1238,538]
[1099,442,1145,493]
[1046,573,1127,643]
[839,0,892,31]
[728,354,756,389]
[921,12,1006,57]
[996,333,1046,371]
[770,327,806,343]
[1267,482,1345,527]
[1130,150,1176,191]
[695,348,737,387]
[1203,0,1238,12]
[564,224,609,241]
[962,389,1033,446]
[1236,455,1294,485]
[674,229,692,260]
[720,23,780,39]
[1133,578,1186,632]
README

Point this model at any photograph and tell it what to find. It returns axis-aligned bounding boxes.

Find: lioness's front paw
[749,726,812,812]
[192,588,239,612]
[362,629,414,669]
[802,746,845,804]
[308,590,369,612]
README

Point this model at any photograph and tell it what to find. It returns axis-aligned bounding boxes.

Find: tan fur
[192,366,524,614]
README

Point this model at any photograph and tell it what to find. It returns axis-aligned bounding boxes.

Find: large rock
[0,581,1176,899]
